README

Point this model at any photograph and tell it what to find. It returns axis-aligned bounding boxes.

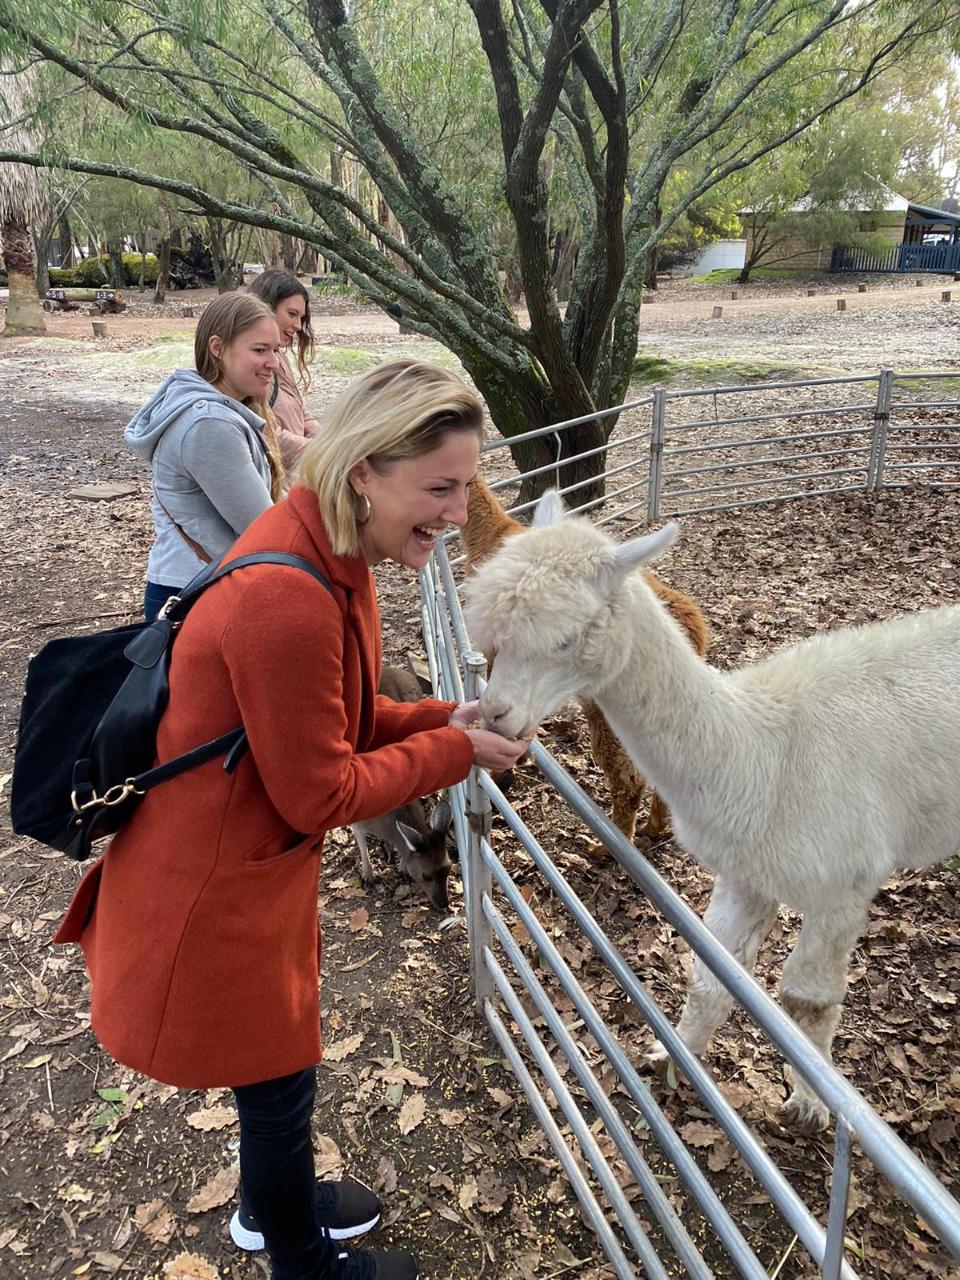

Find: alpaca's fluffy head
[463,491,679,738]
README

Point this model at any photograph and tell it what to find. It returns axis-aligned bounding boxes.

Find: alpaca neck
[593,578,772,838]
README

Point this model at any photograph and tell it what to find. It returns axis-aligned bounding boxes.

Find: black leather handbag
[10,552,332,861]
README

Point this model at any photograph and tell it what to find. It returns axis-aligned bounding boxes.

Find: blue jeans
[232,1068,333,1280]
[143,581,182,622]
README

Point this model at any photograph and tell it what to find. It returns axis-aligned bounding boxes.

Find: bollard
[711,305,723,319]
[836,298,846,311]
[916,278,924,286]
[858,284,867,293]
[91,320,108,338]
[942,291,952,302]
[807,288,816,296]
[730,290,738,300]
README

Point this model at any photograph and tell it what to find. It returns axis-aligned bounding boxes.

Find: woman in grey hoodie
[125,293,284,620]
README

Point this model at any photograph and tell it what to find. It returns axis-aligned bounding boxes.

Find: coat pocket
[241,831,315,869]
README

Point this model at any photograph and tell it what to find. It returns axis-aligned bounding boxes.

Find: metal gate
[418,369,960,1279]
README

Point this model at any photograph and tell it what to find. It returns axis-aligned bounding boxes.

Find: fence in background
[420,369,960,1278]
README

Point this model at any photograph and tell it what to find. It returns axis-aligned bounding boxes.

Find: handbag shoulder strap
[166,552,334,621]
[156,495,212,565]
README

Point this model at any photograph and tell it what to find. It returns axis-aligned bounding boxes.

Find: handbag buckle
[70,779,145,814]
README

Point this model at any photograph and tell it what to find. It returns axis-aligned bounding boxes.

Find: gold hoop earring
[354,491,372,524]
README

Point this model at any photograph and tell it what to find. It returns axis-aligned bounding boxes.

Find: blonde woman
[56,360,528,1280]
[247,268,320,468]
[124,292,285,620]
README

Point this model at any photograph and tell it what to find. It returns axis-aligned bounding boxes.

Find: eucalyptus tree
[0,64,46,336]
[0,0,954,492]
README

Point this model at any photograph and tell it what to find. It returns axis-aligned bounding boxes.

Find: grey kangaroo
[351,665,454,910]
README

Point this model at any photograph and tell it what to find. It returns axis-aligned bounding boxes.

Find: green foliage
[47,265,81,286]
[121,251,158,284]
[632,352,802,386]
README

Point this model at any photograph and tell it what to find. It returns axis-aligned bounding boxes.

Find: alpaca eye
[557,635,576,652]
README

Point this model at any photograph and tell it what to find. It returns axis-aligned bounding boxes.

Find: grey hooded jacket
[124,369,273,588]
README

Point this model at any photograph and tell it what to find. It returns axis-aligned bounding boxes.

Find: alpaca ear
[532,489,567,528]
[612,521,680,576]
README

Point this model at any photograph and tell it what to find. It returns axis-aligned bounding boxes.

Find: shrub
[75,255,112,285]
[48,267,83,287]
[122,252,159,285]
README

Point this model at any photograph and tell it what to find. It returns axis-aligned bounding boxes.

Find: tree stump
[92,320,108,338]
[730,290,738,300]
[916,278,924,286]
[942,291,952,303]
[807,288,816,296]
[858,284,867,293]
[836,299,846,311]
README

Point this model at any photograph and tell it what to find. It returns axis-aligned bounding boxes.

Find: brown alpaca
[464,474,709,841]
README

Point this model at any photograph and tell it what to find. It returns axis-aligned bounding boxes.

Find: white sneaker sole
[229,1209,382,1250]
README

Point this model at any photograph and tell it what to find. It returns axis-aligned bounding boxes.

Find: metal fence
[831,242,960,274]
[419,369,960,1279]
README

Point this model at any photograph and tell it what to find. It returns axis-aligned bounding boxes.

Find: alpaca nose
[480,696,511,731]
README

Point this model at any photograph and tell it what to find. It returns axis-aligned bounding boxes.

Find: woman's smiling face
[350,431,480,568]
[273,294,307,349]
[209,316,282,400]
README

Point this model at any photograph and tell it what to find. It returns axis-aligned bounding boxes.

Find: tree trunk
[106,237,126,287]
[2,217,46,336]
[643,203,662,292]
[33,229,50,295]
[137,226,147,291]
[58,215,74,267]
[280,233,297,270]
[154,236,171,303]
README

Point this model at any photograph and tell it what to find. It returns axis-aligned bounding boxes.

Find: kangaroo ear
[532,489,567,528]
[430,799,452,832]
[396,822,420,851]
[612,521,680,577]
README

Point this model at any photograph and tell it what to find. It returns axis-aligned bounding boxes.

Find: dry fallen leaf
[476,1167,509,1214]
[438,1108,466,1127]
[162,1252,220,1280]
[348,907,369,933]
[459,1177,479,1212]
[374,1156,398,1195]
[679,1120,724,1149]
[186,1105,236,1132]
[398,1092,427,1135]
[135,1199,176,1244]
[186,1166,239,1214]
[314,1135,343,1179]
[324,1033,364,1063]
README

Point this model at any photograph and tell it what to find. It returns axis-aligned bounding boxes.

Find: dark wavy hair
[246,268,315,390]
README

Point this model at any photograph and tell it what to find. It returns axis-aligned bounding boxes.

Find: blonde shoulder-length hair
[296,360,484,557]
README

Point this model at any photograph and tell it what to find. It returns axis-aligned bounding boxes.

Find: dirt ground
[0,278,958,1280]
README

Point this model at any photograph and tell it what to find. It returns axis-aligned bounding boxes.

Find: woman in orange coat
[55,360,527,1280]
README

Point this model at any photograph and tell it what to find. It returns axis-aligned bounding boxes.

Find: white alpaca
[464,492,960,1132]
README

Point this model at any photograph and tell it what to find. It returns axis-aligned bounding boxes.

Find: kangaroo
[350,665,455,910]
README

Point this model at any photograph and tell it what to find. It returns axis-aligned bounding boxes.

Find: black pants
[232,1067,334,1280]
[143,580,182,622]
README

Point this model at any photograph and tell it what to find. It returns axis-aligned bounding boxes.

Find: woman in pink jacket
[248,269,321,469]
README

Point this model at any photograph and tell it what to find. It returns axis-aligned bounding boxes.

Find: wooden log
[836,298,846,311]
[942,290,952,302]
[45,287,124,304]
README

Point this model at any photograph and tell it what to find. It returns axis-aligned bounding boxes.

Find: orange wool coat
[54,486,475,1088]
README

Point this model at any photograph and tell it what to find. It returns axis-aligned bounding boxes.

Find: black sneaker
[328,1246,419,1279]
[229,1178,382,1250]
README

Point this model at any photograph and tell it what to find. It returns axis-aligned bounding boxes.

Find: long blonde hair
[297,360,484,556]
[195,293,285,500]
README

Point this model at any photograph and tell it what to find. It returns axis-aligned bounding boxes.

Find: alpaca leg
[354,829,376,886]
[778,904,866,1133]
[585,702,644,845]
[648,877,778,1066]
[641,790,671,840]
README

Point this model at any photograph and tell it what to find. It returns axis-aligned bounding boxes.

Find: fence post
[463,650,495,1010]
[867,368,894,491]
[647,387,666,522]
